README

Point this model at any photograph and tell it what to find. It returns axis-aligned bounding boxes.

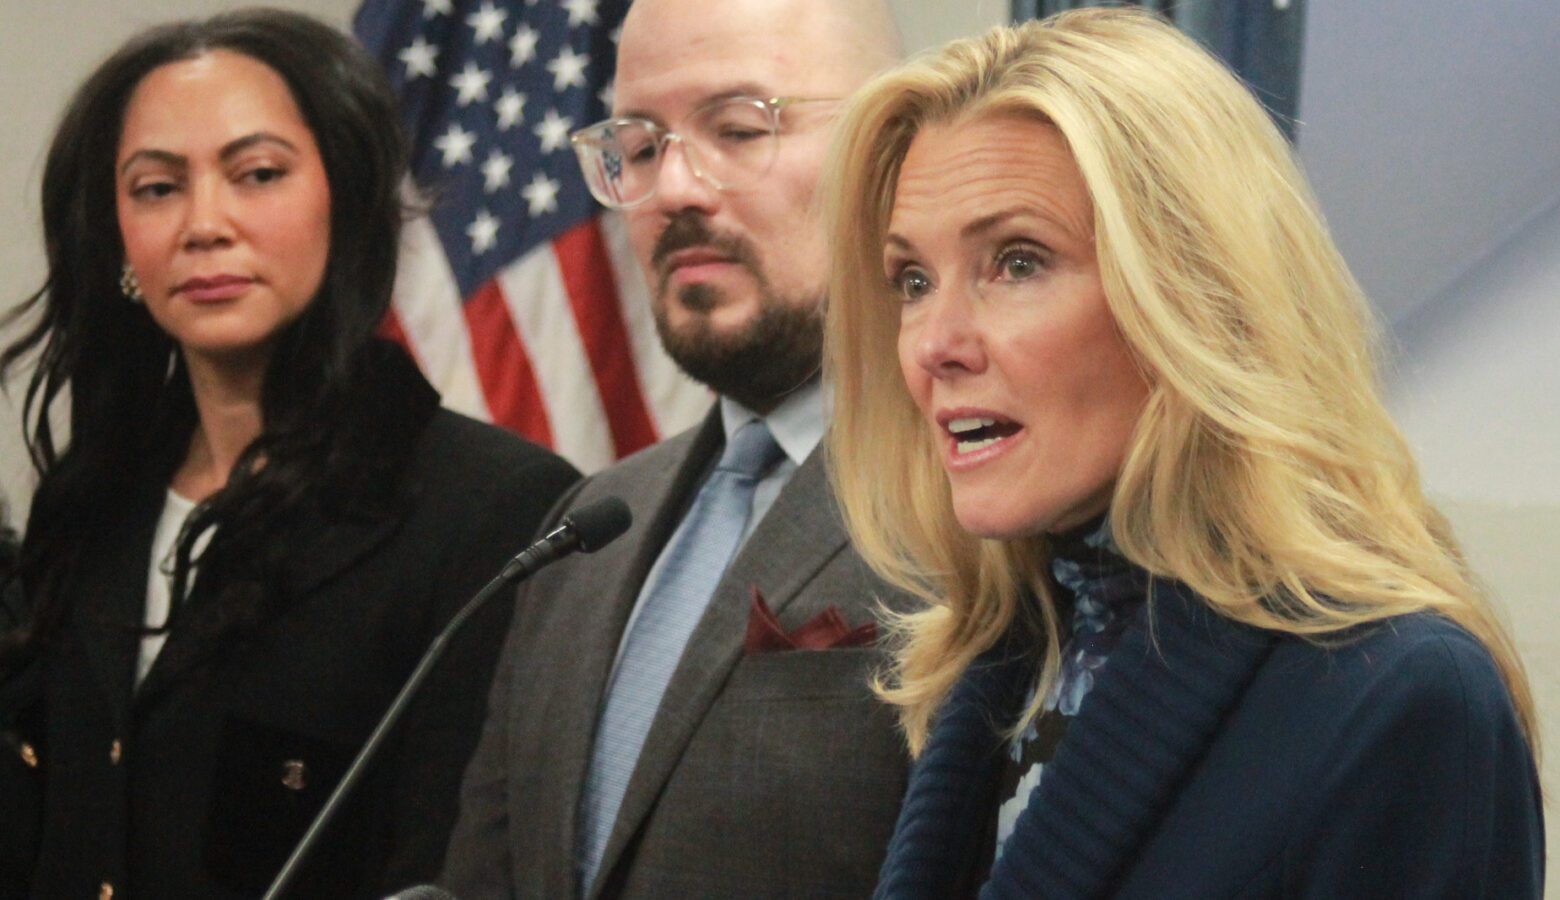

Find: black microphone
[501,495,632,579]
[262,497,632,900]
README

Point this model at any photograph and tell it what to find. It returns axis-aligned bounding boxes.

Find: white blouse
[138,490,210,686]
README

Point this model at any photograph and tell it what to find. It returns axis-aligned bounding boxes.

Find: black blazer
[3,386,579,898]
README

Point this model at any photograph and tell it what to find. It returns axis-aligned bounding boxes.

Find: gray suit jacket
[444,408,912,899]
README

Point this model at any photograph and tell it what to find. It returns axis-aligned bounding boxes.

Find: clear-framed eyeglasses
[569,96,837,210]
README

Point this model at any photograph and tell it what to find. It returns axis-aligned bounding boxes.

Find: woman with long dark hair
[0,9,578,896]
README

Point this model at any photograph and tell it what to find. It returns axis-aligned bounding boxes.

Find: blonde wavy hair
[821,8,1537,756]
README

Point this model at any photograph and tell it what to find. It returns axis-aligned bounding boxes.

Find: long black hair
[0,8,418,657]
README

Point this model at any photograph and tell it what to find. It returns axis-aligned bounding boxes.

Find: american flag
[354,0,709,473]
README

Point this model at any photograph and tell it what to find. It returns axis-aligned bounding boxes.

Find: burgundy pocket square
[744,586,876,653]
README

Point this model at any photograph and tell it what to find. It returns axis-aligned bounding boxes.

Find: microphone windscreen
[566,496,632,552]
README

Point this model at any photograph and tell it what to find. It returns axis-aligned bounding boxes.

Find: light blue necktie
[576,420,785,895]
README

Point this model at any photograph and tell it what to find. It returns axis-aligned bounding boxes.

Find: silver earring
[120,263,144,303]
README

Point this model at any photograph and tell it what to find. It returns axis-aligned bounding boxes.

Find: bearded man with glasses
[443,0,911,897]
[567,92,846,411]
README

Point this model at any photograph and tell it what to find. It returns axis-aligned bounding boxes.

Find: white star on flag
[597,81,614,110]
[354,0,714,474]
[533,108,573,154]
[450,62,492,106]
[562,0,600,28]
[466,2,508,44]
[521,172,561,217]
[509,24,539,67]
[467,209,500,254]
[398,36,438,79]
[433,122,476,166]
[495,88,527,130]
[481,149,514,193]
[546,46,589,92]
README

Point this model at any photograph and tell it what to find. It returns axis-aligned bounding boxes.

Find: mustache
[650,212,762,277]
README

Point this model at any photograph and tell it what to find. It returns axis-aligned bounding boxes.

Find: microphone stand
[262,498,629,900]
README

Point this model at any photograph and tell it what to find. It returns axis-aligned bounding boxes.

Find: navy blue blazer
[873,582,1545,899]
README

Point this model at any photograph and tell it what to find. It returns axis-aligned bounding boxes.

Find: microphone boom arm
[261,497,630,900]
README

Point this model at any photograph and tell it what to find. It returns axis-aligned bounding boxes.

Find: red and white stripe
[385,210,710,473]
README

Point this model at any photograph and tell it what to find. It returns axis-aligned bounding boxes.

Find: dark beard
[655,284,823,414]
[650,212,823,413]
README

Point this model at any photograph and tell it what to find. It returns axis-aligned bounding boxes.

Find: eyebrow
[698,85,773,105]
[885,206,1081,252]
[118,132,301,177]
[614,84,772,123]
[883,211,1016,251]
[959,209,1039,240]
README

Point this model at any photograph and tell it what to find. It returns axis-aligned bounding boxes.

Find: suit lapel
[134,499,403,710]
[593,447,850,894]
[720,448,851,622]
[76,486,166,730]
[515,414,722,897]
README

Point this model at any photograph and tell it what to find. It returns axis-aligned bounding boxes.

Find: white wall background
[1296,0,1560,884]
[1,0,1554,889]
